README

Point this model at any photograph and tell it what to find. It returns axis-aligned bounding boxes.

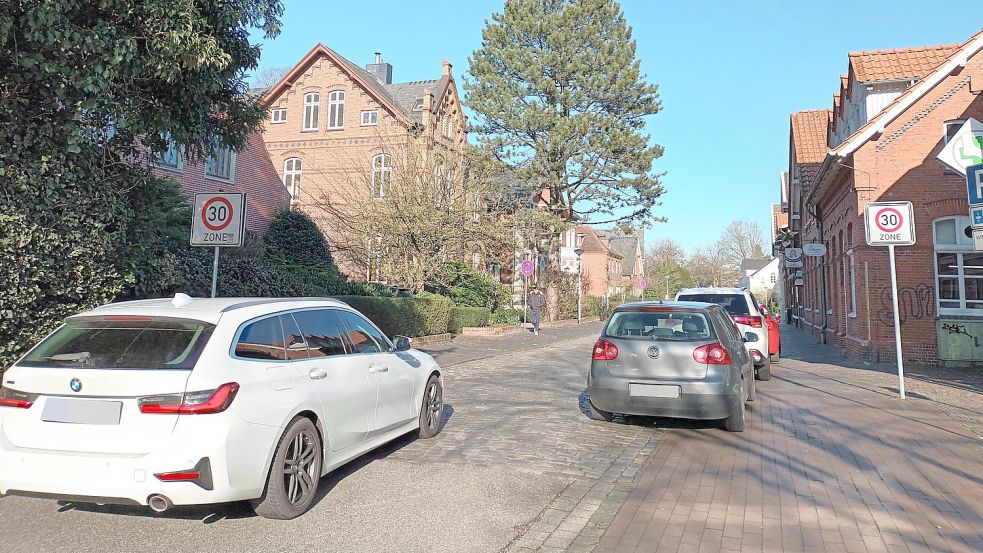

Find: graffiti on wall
[941,323,980,347]
[877,283,934,326]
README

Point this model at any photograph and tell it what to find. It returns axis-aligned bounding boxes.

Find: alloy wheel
[282,429,319,505]
[426,381,442,431]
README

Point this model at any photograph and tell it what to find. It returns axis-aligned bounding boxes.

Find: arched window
[432,163,443,206]
[445,168,455,208]
[371,154,391,199]
[328,91,345,129]
[283,158,302,200]
[303,93,319,130]
[934,216,980,313]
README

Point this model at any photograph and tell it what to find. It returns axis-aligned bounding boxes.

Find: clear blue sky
[250,0,982,254]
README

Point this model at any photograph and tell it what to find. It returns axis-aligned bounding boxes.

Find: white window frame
[371,154,391,200]
[360,110,378,126]
[933,216,983,314]
[149,133,183,171]
[303,93,319,131]
[204,138,236,182]
[271,108,287,124]
[328,90,345,129]
[283,158,302,201]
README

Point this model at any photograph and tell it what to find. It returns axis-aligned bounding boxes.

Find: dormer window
[412,99,424,112]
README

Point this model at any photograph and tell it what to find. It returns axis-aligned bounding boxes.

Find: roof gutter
[806,32,983,206]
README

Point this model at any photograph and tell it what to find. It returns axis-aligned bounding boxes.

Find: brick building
[779,30,983,364]
[259,45,468,278]
[149,130,290,233]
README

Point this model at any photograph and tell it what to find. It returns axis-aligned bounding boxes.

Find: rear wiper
[44,352,92,365]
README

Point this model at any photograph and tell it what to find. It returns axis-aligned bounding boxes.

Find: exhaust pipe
[148,494,172,513]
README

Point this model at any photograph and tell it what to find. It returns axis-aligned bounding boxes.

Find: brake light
[640,306,673,312]
[0,386,38,409]
[139,382,239,414]
[693,343,732,365]
[732,315,762,328]
[102,315,153,321]
[592,339,619,361]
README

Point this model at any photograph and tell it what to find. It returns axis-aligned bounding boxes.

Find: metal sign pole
[211,247,220,298]
[888,244,905,399]
[523,274,528,326]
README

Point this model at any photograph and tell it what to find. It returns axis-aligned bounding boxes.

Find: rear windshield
[676,294,750,316]
[17,317,215,370]
[604,310,714,341]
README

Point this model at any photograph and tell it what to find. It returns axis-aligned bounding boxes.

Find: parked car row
[587,287,782,432]
[0,295,444,519]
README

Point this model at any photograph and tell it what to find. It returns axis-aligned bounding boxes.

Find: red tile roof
[790,109,832,164]
[848,44,961,83]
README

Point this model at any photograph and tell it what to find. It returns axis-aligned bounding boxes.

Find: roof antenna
[172,293,193,307]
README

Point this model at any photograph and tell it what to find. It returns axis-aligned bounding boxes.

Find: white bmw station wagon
[0,295,444,519]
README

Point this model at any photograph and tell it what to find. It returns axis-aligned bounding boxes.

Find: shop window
[933,216,982,313]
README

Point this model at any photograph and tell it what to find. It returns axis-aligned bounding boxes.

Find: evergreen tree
[466,0,664,227]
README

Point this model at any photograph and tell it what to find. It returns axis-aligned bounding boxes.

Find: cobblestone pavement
[596,326,983,553]
[0,322,665,552]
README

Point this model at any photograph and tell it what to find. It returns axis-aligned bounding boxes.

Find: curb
[410,333,452,345]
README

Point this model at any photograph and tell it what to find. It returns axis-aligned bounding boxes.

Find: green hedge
[448,306,492,333]
[333,295,453,338]
[491,308,524,325]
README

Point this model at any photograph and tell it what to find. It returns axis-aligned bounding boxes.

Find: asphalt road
[0,323,663,553]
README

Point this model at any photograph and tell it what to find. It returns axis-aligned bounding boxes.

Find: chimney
[441,58,452,77]
[365,52,393,85]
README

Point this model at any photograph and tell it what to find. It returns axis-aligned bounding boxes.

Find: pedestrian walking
[528,285,546,335]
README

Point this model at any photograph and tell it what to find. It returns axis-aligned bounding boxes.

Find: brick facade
[259,44,468,278]
[783,32,983,365]
[150,130,290,233]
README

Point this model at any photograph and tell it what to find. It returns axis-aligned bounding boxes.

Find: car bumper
[588,371,739,420]
[0,413,280,507]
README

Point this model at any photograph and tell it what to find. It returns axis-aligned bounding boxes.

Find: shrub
[265,209,336,269]
[491,308,524,325]
[333,295,453,338]
[425,261,510,310]
[448,306,492,333]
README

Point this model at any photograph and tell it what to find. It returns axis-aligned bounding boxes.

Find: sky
[249,0,983,254]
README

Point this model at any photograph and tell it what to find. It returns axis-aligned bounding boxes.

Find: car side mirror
[393,335,412,352]
[744,332,758,343]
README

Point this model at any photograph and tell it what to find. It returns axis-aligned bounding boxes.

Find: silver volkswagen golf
[587,301,755,431]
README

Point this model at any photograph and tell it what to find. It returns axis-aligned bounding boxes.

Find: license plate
[41,398,123,425]
[629,384,681,399]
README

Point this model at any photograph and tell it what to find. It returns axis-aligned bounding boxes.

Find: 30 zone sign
[191,193,246,247]
[864,201,915,246]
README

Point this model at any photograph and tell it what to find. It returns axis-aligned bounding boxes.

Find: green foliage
[265,209,336,269]
[466,0,664,225]
[449,307,492,333]
[334,295,454,338]
[425,262,511,310]
[0,1,282,370]
[491,308,525,325]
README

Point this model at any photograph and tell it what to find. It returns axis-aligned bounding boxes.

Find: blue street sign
[968,164,983,205]
[972,206,983,228]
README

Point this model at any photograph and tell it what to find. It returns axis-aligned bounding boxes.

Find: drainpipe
[809,205,828,344]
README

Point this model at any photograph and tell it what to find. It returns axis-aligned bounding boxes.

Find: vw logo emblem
[647,346,661,359]
[69,378,82,393]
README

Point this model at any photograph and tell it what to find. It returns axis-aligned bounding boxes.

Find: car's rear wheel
[755,358,772,381]
[252,416,322,520]
[418,374,443,439]
[588,399,614,422]
[723,391,746,432]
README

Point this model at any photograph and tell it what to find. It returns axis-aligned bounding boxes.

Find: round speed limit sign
[864,201,914,246]
[191,193,246,247]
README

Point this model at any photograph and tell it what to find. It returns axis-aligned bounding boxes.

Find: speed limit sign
[864,201,915,246]
[191,193,246,247]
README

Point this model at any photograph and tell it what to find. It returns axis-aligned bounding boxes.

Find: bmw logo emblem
[69,378,82,393]
[647,346,661,359]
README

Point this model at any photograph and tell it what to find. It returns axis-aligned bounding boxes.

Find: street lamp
[574,247,584,323]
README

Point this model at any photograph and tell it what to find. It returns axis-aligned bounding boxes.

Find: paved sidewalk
[595,326,983,553]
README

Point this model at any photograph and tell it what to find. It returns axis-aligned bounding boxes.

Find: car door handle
[308,369,327,380]
[368,365,389,373]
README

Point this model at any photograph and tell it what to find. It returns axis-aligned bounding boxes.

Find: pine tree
[466,0,664,228]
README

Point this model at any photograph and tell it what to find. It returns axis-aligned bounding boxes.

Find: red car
[760,304,781,361]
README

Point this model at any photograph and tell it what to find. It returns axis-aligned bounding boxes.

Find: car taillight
[0,386,38,409]
[592,339,619,361]
[139,382,239,415]
[693,343,732,365]
[732,315,762,328]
